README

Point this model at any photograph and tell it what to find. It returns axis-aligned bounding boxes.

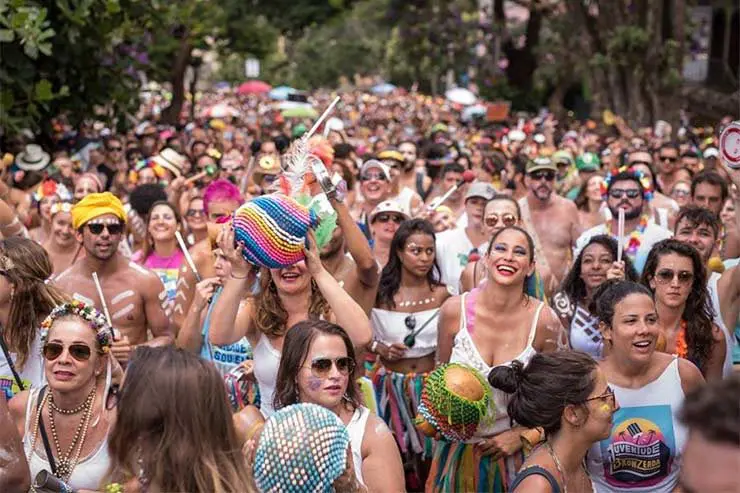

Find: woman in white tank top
[207,227,372,417]
[9,302,116,491]
[432,227,564,492]
[586,280,705,492]
[271,319,404,492]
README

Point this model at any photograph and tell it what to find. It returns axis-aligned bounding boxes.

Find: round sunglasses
[42,342,92,362]
[484,213,517,228]
[303,357,355,378]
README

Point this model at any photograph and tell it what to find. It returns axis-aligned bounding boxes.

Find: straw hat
[15,144,51,171]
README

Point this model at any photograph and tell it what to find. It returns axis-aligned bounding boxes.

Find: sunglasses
[671,189,690,198]
[360,172,387,182]
[405,315,416,330]
[608,189,641,199]
[530,170,555,182]
[186,209,205,217]
[87,222,124,235]
[375,213,404,224]
[660,156,677,163]
[484,213,517,228]
[304,357,355,378]
[42,342,92,362]
[655,269,694,285]
[107,147,123,152]
[584,385,616,407]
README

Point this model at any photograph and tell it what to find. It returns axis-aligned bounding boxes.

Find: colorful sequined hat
[232,193,335,269]
[415,363,492,442]
[254,403,350,493]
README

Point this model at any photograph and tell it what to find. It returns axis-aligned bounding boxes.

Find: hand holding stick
[175,231,202,282]
[617,208,625,263]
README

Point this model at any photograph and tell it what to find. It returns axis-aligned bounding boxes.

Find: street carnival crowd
[0,85,738,493]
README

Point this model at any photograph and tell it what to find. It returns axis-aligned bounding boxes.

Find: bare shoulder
[511,472,556,493]
[434,284,454,302]
[439,295,462,332]
[711,323,725,342]
[125,260,159,281]
[676,356,705,393]
[8,391,29,420]
[53,262,83,285]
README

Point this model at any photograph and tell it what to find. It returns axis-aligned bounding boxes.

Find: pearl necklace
[50,392,92,415]
[48,386,97,481]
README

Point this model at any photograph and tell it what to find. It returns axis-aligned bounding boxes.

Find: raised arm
[305,230,372,348]
[176,277,219,353]
[330,196,378,288]
[208,228,256,346]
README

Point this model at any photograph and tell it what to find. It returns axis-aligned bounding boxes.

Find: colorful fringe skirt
[371,365,433,459]
[426,440,524,492]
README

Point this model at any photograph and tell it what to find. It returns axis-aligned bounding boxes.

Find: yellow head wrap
[71,192,127,230]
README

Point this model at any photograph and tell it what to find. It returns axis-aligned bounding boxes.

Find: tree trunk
[161,34,192,126]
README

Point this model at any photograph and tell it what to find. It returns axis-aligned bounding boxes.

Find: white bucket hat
[15,144,51,171]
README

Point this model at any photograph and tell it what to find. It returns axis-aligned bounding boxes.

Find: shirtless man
[55,192,172,364]
[319,194,379,314]
[43,202,83,276]
[518,157,581,296]
[172,180,243,331]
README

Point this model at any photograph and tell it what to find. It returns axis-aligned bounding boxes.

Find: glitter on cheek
[307,376,323,392]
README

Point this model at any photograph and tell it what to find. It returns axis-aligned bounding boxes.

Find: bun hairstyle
[488,352,598,436]
[589,280,653,329]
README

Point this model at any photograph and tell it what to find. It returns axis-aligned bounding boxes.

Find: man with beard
[655,142,681,194]
[519,157,582,296]
[424,163,468,221]
[674,205,739,377]
[55,192,173,364]
[319,193,379,313]
[398,140,432,204]
[627,151,680,230]
[575,169,672,274]
[690,171,739,259]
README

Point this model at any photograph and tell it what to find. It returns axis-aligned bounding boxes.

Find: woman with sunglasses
[103,346,256,492]
[1,237,69,400]
[489,351,618,492]
[430,226,563,492]
[586,280,705,492]
[459,195,546,300]
[575,174,608,231]
[369,200,408,267]
[9,302,115,490]
[369,218,450,488]
[552,235,638,359]
[132,200,185,304]
[209,228,372,418]
[184,195,208,246]
[273,320,405,492]
[641,239,726,380]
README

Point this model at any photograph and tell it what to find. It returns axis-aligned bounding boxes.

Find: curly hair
[376,219,441,309]
[640,239,715,372]
[0,237,69,367]
[254,268,330,337]
[558,235,639,306]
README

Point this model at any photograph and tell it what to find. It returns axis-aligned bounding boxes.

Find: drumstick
[617,208,625,263]
[92,272,113,326]
[306,96,341,140]
[427,170,476,210]
[184,170,207,185]
[175,231,202,282]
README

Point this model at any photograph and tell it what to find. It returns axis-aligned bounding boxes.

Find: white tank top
[253,335,281,418]
[708,272,734,378]
[346,406,371,485]
[370,307,440,358]
[450,290,544,440]
[587,358,687,493]
[23,388,111,490]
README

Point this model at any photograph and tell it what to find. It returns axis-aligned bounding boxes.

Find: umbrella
[281,106,318,119]
[371,83,396,95]
[269,85,296,100]
[461,104,487,122]
[237,80,271,95]
[445,87,477,106]
[201,103,240,119]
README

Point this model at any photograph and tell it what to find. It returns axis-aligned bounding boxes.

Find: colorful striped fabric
[232,194,318,268]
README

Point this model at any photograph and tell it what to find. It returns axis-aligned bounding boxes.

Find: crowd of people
[0,85,738,492]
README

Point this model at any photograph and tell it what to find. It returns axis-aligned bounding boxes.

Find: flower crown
[33,180,72,204]
[601,165,654,202]
[40,301,114,353]
[128,158,168,184]
[50,201,73,216]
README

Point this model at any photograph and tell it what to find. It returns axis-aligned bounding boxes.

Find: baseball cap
[552,150,575,167]
[465,181,496,201]
[703,147,719,159]
[369,200,409,222]
[575,152,601,171]
[360,159,391,180]
[526,156,557,174]
[377,149,405,164]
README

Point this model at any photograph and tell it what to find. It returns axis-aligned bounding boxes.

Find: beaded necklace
[606,214,650,257]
